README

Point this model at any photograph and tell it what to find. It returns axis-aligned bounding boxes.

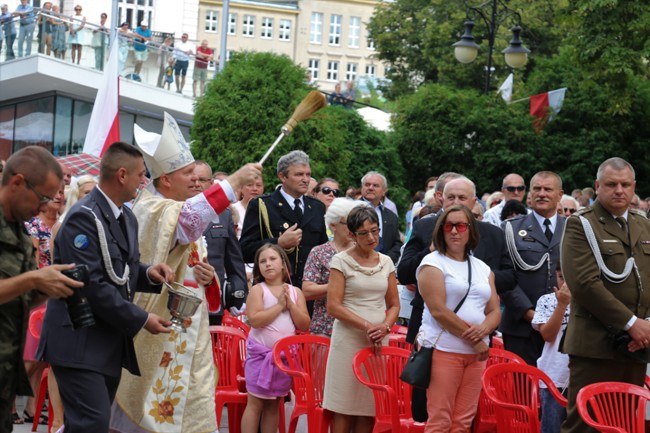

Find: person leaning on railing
[91,12,108,71]
[0,5,16,60]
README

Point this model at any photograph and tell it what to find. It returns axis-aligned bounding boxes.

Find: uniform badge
[73,234,89,250]
[283,222,289,229]
[518,230,527,237]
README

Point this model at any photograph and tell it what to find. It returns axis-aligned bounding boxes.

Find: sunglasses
[443,222,469,233]
[563,207,577,214]
[504,185,526,193]
[320,186,341,197]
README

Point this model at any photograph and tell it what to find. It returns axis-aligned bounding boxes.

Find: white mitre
[133,112,194,179]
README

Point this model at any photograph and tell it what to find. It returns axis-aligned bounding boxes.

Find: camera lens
[67,298,96,329]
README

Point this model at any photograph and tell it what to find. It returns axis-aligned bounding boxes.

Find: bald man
[483,173,528,226]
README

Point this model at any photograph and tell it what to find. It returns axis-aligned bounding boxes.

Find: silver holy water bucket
[165,282,203,333]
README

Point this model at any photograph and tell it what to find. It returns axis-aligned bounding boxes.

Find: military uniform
[560,201,650,433]
[0,205,36,432]
[500,212,565,365]
[240,189,327,288]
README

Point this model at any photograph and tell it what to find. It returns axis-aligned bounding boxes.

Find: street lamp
[453,0,530,93]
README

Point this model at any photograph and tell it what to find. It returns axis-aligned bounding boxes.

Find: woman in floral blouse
[302,198,363,336]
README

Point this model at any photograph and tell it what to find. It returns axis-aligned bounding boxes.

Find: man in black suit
[37,142,174,433]
[499,171,565,365]
[195,161,248,323]
[361,171,402,263]
[240,150,327,292]
[397,176,513,421]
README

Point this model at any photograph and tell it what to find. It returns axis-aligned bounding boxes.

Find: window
[243,15,255,37]
[205,10,218,33]
[329,14,341,46]
[118,0,153,30]
[346,63,358,82]
[228,13,237,35]
[348,16,360,48]
[308,59,320,80]
[279,19,291,41]
[367,32,375,50]
[310,12,322,44]
[327,61,339,81]
[366,64,376,77]
[261,17,273,39]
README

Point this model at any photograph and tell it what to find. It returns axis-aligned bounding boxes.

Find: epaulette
[575,206,592,216]
[630,208,648,219]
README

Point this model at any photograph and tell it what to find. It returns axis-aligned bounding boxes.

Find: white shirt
[482,201,506,227]
[416,252,493,354]
[279,187,303,213]
[173,41,195,62]
[532,293,570,388]
[532,211,558,235]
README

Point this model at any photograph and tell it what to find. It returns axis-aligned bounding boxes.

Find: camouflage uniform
[0,205,36,432]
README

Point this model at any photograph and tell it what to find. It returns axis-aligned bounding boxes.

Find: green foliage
[191,51,407,209]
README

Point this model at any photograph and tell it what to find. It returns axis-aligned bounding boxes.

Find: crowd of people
[0,2,216,98]
[1,124,649,433]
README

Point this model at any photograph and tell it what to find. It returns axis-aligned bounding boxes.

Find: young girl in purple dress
[241,244,310,433]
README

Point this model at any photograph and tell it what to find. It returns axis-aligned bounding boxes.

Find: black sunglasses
[504,185,526,193]
[320,186,341,197]
[563,207,577,214]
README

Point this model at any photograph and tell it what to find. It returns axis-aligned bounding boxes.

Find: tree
[191,52,407,209]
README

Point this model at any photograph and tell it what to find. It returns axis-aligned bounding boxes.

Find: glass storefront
[0,93,191,158]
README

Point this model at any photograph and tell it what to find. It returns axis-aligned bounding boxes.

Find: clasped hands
[462,323,490,361]
[365,321,389,355]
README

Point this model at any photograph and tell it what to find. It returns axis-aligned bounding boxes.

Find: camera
[61,264,96,330]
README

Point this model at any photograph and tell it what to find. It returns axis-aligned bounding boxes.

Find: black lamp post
[453,0,530,93]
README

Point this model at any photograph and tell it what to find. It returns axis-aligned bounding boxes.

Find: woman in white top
[416,204,501,433]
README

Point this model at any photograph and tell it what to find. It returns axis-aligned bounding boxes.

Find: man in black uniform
[240,150,327,302]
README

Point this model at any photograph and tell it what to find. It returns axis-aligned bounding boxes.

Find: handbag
[400,259,472,389]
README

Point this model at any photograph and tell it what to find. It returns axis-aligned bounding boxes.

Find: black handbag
[400,260,472,389]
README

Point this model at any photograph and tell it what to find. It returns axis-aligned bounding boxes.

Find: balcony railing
[0,9,216,99]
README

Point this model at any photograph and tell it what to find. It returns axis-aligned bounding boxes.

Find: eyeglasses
[443,222,469,233]
[563,207,577,214]
[504,185,526,193]
[320,186,341,197]
[75,8,81,11]
[25,180,54,204]
[355,228,380,238]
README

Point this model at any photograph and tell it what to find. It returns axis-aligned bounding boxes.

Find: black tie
[543,218,552,241]
[293,199,303,223]
[616,216,627,233]
[118,213,128,241]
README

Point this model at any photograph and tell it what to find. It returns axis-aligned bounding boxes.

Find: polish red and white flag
[530,88,567,133]
[82,36,120,157]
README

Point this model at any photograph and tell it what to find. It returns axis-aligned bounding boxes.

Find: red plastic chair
[481,363,567,433]
[210,326,248,433]
[472,348,525,433]
[272,334,332,433]
[388,334,413,352]
[28,306,53,433]
[222,310,251,337]
[576,381,650,433]
[352,347,424,433]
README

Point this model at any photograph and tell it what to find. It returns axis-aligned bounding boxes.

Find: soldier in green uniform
[560,157,650,433]
[0,146,82,432]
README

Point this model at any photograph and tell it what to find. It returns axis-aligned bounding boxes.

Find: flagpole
[509,96,530,105]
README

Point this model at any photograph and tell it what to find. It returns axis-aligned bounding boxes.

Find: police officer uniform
[500,212,565,365]
[560,201,650,433]
[37,188,162,432]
